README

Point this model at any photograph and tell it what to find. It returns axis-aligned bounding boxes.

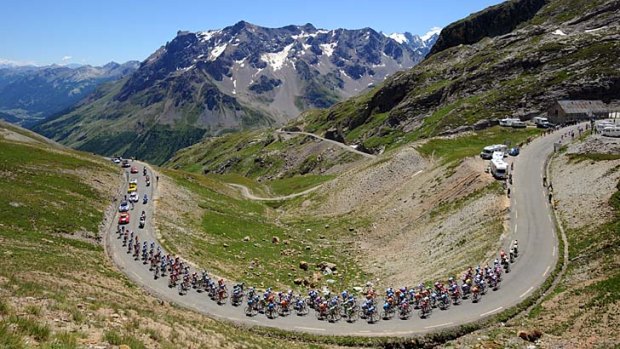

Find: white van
[596,121,615,133]
[490,159,509,179]
[481,144,508,159]
[602,125,620,137]
[533,117,548,126]
[499,118,520,127]
[511,121,527,128]
[492,151,506,161]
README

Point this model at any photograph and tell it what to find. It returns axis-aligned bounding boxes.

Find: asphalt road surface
[105,125,581,337]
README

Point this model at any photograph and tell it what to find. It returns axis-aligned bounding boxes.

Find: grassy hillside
[293,0,619,153]
[166,129,362,188]
[156,170,369,291]
[0,124,339,348]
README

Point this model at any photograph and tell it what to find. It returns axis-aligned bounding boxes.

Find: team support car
[129,192,139,203]
[508,147,520,156]
[128,183,138,193]
[118,200,130,212]
[118,212,130,224]
[129,178,138,185]
[130,166,139,174]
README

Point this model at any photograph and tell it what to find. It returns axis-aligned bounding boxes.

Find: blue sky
[0,0,504,66]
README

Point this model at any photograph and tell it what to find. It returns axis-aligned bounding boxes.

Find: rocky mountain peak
[35,21,439,164]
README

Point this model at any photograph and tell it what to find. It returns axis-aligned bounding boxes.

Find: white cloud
[61,55,72,62]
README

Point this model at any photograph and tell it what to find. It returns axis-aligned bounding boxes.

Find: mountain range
[296,0,620,153]
[0,61,139,126]
[33,21,439,164]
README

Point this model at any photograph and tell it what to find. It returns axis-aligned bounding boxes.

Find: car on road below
[112,157,121,164]
[118,212,130,224]
[508,147,520,156]
[129,192,139,203]
[128,183,137,193]
[130,166,138,174]
[129,178,138,185]
[121,159,130,168]
[118,200,129,212]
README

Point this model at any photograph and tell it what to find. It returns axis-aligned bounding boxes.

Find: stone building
[546,100,608,124]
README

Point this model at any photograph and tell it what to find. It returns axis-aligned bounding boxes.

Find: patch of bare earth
[291,145,505,287]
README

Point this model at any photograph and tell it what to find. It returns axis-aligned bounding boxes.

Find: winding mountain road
[276,130,377,159]
[105,125,580,337]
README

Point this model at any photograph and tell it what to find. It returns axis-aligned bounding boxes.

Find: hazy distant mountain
[35,21,439,164]
[0,61,139,126]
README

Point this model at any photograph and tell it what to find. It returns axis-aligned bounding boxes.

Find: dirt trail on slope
[277,130,376,159]
[228,183,321,201]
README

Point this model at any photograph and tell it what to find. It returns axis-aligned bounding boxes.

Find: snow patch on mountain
[320,42,337,57]
[198,30,220,43]
[261,43,294,71]
[421,27,442,41]
[388,33,408,44]
[209,43,228,61]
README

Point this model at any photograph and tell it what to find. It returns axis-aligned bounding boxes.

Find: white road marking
[553,246,556,256]
[515,210,518,219]
[358,330,371,333]
[520,286,534,298]
[294,326,326,332]
[549,215,553,224]
[514,224,518,234]
[480,307,503,317]
[227,317,239,321]
[424,322,454,329]
[543,265,551,277]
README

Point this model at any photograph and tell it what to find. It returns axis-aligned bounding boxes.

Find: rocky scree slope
[0,61,138,126]
[297,0,620,154]
[34,21,438,165]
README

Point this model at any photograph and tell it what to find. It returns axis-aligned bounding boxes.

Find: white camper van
[492,151,506,161]
[490,158,509,179]
[533,117,548,126]
[480,144,508,159]
[602,125,620,137]
[499,118,521,127]
[596,121,615,133]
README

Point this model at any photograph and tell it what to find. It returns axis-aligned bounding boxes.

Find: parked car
[508,147,520,156]
[118,212,130,225]
[118,200,130,212]
[538,121,556,129]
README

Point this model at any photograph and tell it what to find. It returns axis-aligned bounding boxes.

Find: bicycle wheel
[348,308,359,323]
[244,305,255,317]
[369,311,379,323]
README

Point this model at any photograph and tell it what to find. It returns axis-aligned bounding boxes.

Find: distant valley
[0,61,139,126]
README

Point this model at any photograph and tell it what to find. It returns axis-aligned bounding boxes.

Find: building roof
[556,100,607,114]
